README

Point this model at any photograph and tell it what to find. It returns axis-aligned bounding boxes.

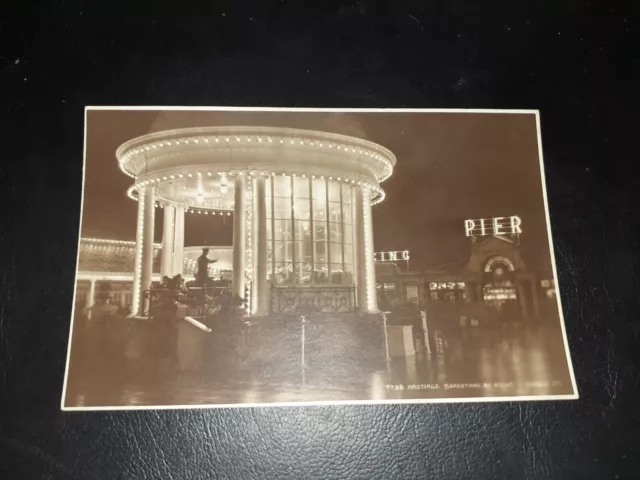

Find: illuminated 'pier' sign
[465,216,522,237]
[374,250,410,262]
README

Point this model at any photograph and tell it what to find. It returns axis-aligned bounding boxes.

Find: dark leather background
[1,1,639,478]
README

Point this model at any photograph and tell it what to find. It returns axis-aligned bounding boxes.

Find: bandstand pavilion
[115,126,396,317]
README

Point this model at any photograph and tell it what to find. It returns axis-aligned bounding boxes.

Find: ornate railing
[144,286,230,320]
[271,286,356,314]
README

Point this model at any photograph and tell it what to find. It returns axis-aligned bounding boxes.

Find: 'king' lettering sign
[374,250,410,262]
[464,216,522,237]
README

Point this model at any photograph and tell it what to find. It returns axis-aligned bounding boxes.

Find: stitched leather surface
[1,1,638,478]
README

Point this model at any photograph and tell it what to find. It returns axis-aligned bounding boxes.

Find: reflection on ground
[64,315,574,408]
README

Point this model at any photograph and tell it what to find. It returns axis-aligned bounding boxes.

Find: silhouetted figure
[195,248,217,286]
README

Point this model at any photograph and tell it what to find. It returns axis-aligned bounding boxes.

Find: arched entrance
[482,255,518,314]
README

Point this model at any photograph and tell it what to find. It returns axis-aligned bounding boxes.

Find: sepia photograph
[61,107,578,410]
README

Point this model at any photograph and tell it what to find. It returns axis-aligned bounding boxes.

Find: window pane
[273,242,293,263]
[314,223,327,242]
[313,264,329,284]
[328,202,342,223]
[330,264,343,284]
[342,265,354,286]
[314,241,327,257]
[293,177,310,198]
[274,219,292,242]
[294,240,312,264]
[274,263,294,285]
[273,175,291,197]
[329,243,342,264]
[296,263,312,285]
[329,222,342,243]
[312,178,326,200]
[344,258,353,273]
[343,224,353,245]
[274,197,291,220]
[312,179,327,222]
[328,181,341,202]
[293,198,310,220]
[294,220,311,241]
[341,184,352,204]
[343,201,353,225]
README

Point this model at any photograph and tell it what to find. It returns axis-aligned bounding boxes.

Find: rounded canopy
[116,126,396,211]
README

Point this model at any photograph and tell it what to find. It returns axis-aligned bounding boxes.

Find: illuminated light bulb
[179,173,184,178]
[225,137,230,142]
[207,172,212,176]
[170,175,175,179]
[204,138,209,143]
[188,173,193,178]
[215,137,220,143]
[194,139,199,143]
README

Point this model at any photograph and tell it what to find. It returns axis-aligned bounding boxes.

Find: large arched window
[265,176,355,287]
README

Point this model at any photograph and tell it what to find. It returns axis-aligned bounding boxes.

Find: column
[355,186,378,313]
[140,186,156,315]
[131,186,147,316]
[255,177,269,315]
[232,177,246,302]
[517,281,529,319]
[161,206,176,278]
[172,205,185,276]
[87,279,96,319]
[530,278,540,318]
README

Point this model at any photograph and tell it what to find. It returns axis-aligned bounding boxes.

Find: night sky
[82,109,553,271]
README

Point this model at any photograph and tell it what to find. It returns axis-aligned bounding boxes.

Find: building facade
[375,235,557,321]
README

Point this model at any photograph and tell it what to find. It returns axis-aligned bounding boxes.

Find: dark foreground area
[63,312,574,408]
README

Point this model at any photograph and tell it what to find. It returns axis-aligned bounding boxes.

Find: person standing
[195,248,217,286]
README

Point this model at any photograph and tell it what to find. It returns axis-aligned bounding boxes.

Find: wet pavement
[64,315,574,408]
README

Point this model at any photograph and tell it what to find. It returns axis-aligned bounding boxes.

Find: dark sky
[83,109,553,270]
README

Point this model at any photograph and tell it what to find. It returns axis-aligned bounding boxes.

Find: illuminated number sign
[429,282,466,291]
[374,250,410,262]
[464,215,522,237]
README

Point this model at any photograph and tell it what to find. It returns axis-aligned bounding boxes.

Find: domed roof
[146,110,369,140]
